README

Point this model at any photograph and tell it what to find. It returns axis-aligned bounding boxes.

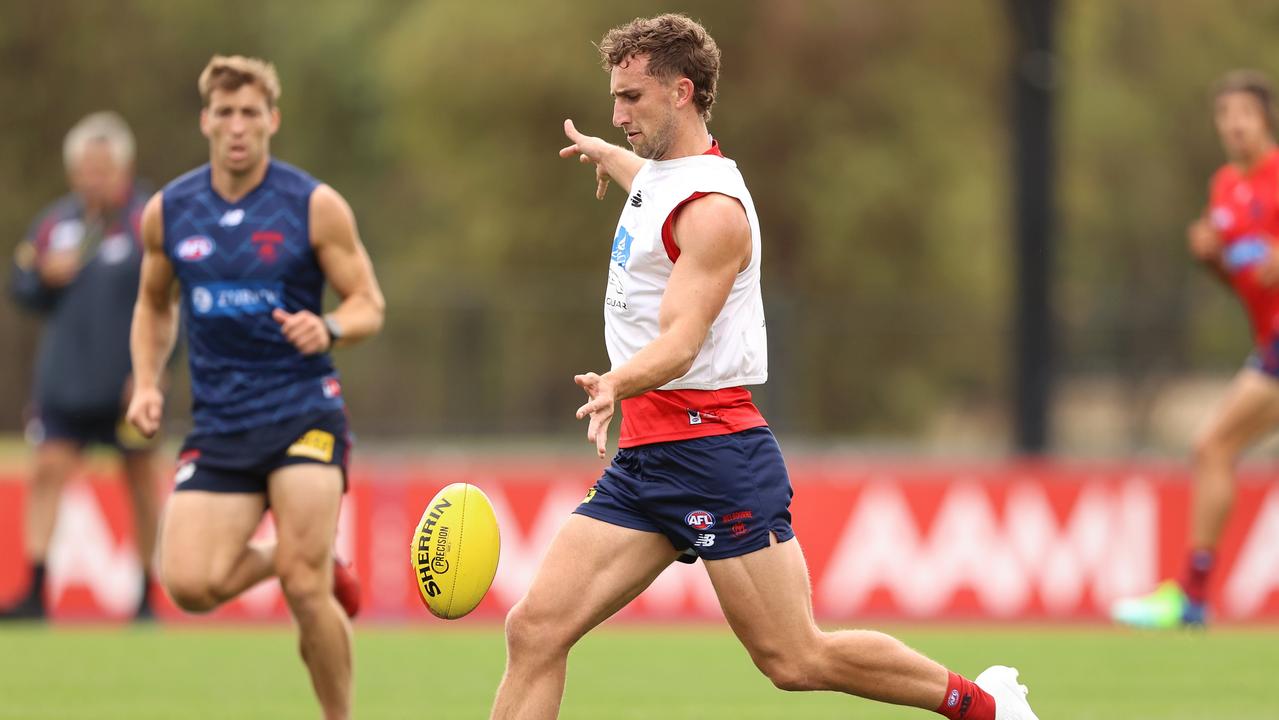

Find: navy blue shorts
[174,409,352,494]
[28,406,156,454]
[1248,337,1279,378]
[574,427,795,562]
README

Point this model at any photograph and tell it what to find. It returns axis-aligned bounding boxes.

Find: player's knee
[504,600,572,659]
[32,452,75,486]
[1192,432,1235,469]
[164,577,220,613]
[277,559,328,610]
[749,637,828,692]
[756,653,822,692]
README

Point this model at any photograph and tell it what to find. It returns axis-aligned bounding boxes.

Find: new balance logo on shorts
[693,533,715,548]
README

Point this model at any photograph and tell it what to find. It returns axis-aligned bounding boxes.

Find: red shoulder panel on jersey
[659,138,728,263]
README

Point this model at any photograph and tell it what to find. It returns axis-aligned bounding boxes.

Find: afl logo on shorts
[176,236,215,262]
[685,510,715,531]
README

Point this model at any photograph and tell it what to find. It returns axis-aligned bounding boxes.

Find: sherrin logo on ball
[411,482,501,620]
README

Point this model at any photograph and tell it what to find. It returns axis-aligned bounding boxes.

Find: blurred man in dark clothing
[4,111,162,621]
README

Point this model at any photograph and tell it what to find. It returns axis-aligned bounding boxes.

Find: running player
[4,112,163,621]
[1114,69,1279,629]
[127,56,383,720]
[490,15,1038,720]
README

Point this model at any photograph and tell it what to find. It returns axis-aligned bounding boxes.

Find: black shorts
[28,405,156,454]
[573,427,795,562]
[173,409,352,494]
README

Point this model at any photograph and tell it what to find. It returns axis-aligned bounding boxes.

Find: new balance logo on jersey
[218,209,245,227]
[630,190,643,207]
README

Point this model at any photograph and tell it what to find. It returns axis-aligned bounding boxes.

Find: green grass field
[0,623,1273,719]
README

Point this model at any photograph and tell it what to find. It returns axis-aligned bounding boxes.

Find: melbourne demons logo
[252,231,284,262]
[685,510,715,531]
[176,236,215,262]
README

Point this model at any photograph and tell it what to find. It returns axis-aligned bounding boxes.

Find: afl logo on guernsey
[176,236,216,262]
[685,510,715,530]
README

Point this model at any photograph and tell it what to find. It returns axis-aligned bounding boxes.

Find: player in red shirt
[1114,69,1279,628]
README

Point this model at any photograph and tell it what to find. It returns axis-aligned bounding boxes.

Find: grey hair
[62,111,135,171]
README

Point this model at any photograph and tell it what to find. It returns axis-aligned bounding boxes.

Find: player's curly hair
[1214,69,1275,130]
[598,14,721,122]
[198,55,281,108]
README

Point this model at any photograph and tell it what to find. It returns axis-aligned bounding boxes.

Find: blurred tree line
[0,0,1275,447]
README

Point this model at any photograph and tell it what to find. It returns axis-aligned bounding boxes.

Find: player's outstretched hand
[1187,217,1221,262]
[560,119,614,200]
[126,385,165,439]
[273,308,331,355]
[574,372,616,459]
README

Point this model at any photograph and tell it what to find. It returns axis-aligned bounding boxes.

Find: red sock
[935,671,996,720]
[1181,548,1214,604]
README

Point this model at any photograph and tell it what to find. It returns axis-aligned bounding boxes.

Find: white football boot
[974,665,1040,720]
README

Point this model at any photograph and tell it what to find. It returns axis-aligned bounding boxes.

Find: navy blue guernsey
[162,159,343,435]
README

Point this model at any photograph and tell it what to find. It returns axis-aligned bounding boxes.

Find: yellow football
[411,482,501,619]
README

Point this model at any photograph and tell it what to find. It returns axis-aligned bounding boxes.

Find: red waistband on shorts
[618,386,768,448]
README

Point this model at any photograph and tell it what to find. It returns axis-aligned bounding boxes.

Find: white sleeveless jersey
[603,147,768,390]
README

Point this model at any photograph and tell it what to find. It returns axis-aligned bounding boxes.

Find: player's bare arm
[560,119,644,200]
[127,192,179,438]
[273,184,385,354]
[576,193,750,457]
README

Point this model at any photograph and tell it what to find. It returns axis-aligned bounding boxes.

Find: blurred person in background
[127,55,383,720]
[3,111,162,622]
[1113,69,1279,629]
[491,14,1038,720]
